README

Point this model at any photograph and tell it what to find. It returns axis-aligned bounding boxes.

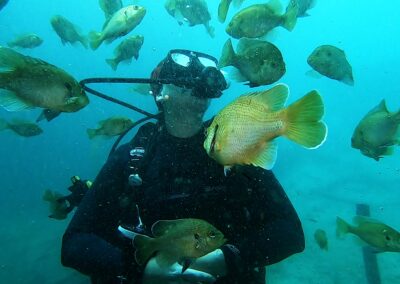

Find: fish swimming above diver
[0,46,89,122]
[351,99,400,161]
[89,5,146,50]
[307,44,354,86]
[226,0,299,39]
[165,0,215,38]
[134,218,226,270]
[106,35,144,71]
[50,15,88,49]
[87,116,135,139]
[204,84,327,171]
[219,38,286,87]
[336,216,400,253]
[7,33,43,49]
[290,0,317,17]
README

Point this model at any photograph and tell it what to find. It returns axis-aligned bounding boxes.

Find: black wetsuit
[61,122,305,283]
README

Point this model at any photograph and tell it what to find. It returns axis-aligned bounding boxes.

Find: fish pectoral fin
[133,234,156,266]
[251,140,278,170]
[36,109,61,122]
[0,89,34,111]
[181,258,194,273]
[155,252,176,268]
[305,69,323,79]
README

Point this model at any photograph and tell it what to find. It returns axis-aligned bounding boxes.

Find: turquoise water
[0,0,399,283]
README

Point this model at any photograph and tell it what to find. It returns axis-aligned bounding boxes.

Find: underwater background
[0,0,399,283]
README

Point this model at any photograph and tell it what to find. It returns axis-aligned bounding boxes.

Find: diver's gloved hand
[142,257,216,284]
[189,249,227,279]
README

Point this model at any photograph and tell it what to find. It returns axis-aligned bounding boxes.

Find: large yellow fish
[204,84,327,170]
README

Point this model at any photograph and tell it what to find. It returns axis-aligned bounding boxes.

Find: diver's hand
[142,257,216,284]
[189,249,227,279]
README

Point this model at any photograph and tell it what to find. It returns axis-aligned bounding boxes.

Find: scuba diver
[60,49,305,283]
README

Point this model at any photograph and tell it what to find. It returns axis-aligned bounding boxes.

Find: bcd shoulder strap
[126,121,159,188]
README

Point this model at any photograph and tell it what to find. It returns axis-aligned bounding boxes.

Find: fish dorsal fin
[367,100,389,116]
[353,215,383,226]
[267,0,283,14]
[247,83,289,112]
[251,140,278,170]
[152,219,180,237]
[237,38,260,53]
[0,46,26,69]
[0,89,33,111]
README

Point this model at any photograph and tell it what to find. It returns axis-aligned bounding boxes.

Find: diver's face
[161,84,210,117]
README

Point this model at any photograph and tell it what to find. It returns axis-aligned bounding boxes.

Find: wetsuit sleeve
[61,143,140,281]
[222,167,305,277]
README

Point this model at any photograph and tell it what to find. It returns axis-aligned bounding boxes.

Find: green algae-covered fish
[87,117,134,139]
[0,47,89,121]
[106,35,144,71]
[51,15,88,48]
[219,38,285,87]
[134,218,226,268]
[0,118,43,137]
[351,100,400,161]
[7,33,43,49]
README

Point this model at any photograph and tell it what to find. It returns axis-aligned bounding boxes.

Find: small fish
[133,218,226,268]
[0,0,9,11]
[314,229,328,251]
[351,100,400,161]
[87,117,134,139]
[219,38,285,87]
[0,118,43,137]
[165,0,215,37]
[307,45,354,86]
[0,47,89,121]
[99,0,123,20]
[50,15,88,48]
[226,0,298,39]
[7,33,43,49]
[290,0,316,17]
[89,5,146,50]
[336,216,400,253]
[204,84,327,171]
[42,189,69,220]
[106,35,144,71]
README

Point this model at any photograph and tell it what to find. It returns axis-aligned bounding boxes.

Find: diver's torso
[135,127,261,241]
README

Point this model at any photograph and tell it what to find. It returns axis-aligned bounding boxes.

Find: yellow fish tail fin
[218,0,230,23]
[282,0,299,31]
[284,90,327,148]
[252,140,278,170]
[42,189,56,202]
[89,31,103,50]
[219,39,235,68]
[134,234,156,266]
[86,128,97,139]
[336,217,350,238]
[106,58,118,71]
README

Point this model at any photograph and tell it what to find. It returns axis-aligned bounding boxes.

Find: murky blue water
[0,0,399,283]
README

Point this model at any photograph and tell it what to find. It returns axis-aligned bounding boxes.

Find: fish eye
[385,235,391,241]
[208,231,216,238]
[194,233,200,240]
[133,5,139,9]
